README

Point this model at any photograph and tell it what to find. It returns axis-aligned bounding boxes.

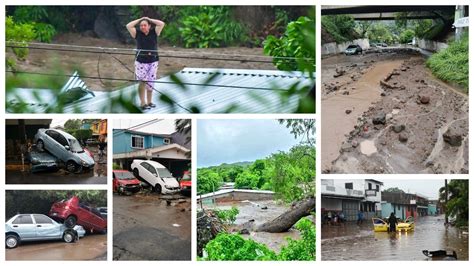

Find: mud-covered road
[6,234,107,260]
[322,52,468,174]
[321,215,468,261]
[113,193,191,260]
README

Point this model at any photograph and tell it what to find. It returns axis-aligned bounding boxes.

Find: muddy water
[322,59,404,170]
[321,215,468,261]
[212,200,305,252]
[6,234,107,260]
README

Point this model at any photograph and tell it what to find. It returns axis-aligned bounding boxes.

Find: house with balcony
[113,129,190,178]
[321,179,383,221]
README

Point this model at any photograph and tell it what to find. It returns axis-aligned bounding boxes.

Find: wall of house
[321,197,342,211]
[113,131,165,154]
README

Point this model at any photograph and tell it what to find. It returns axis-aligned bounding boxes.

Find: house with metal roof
[7,68,315,113]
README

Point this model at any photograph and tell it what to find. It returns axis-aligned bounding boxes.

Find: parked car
[34,128,95,173]
[180,171,191,196]
[5,214,85,248]
[376,42,388,47]
[131,159,180,194]
[113,170,141,195]
[28,147,60,173]
[344,44,363,55]
[49,196,107,233]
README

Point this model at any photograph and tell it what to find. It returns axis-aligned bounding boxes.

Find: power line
[6,40,316,62]
[6,44,316,64]
[6,70,292,92]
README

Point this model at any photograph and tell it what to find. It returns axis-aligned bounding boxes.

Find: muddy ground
[113,192,191,260]
[6,234,107,260]
[7,33,275,91]
[6,146,107,184]
[322,52,468,174]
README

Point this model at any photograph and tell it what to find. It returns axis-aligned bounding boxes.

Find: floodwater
[321,58,404,170]
[6,234,107,260]
[210,200,307,252]
[113,193,191,260]
[321,215,468,260]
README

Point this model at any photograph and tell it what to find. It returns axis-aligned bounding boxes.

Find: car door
[33,214,61,239]
[11,215,36,239]
[140,162,155,185]
[55,133,72,160]
[45,130,67,159]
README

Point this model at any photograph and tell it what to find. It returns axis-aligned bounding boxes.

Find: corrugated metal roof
[7,68,314,113]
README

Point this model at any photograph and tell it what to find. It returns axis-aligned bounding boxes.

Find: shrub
[399,29,415,44]
[278,218,316,260]
[33,22,56,43]
[214,207,239,225]
[5,16,36,61]
[426,34,469,91]
[203,233,277,261]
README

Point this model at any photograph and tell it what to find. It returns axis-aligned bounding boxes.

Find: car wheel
[154,184,162,194]
[65,216,77,228]
[133,168,140,178]
[5,234,19,249]
[66,161,79,173]
[37,140,44,151]
[63,230,76,243]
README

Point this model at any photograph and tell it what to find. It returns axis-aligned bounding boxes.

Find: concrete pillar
[454,5,465,40]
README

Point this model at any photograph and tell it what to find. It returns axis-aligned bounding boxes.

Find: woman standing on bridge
[126,16,165,110]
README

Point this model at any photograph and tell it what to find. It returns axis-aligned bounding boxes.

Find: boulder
[372,112,386,125]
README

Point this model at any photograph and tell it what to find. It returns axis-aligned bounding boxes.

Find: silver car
[34,128,95,173]
[5,214,86,248]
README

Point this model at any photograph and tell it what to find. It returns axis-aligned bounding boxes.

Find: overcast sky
[114,119,176,134]
[197,119,301,167]
[381,179,446,199]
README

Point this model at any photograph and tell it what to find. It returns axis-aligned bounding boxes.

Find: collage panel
[112,119,191,260]
[5,119,108,185]
[321,179,469,261]
[321,5,469,174]
[5,5,315,114]
[5,189,108,260]
[196,119,315,261]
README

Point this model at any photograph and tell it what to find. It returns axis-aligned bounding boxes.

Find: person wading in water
[126,16,165,110]
[388,212,398,233]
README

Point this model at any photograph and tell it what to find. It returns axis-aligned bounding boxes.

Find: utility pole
[444,179,448,225]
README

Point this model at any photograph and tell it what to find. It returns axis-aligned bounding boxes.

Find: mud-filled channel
[321,215,468,260]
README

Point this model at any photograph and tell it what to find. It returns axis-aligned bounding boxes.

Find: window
[376,185,380,192]
[368,183,373,190]
[33,215,53,224]
[131,135,145,149]
[163,138,170,144]
[345,183,353,189]
[13,215,33,224]
[56,134,69,146]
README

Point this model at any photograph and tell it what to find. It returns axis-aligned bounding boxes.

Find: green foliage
[427,34,468,91]
[439,180,469,226]
[64,119,82,131]
[113,163,122,170]
[5,16,36,61]
[197,169,223,194]
[179,7,248,48]
[263,15,315,72]
[73,129,93,143]
[33,22,56,43]
[202,217,315,261]
[6,190,107,219]
[278,119,315,145]
[203,233,277,261]
[383,187,406,193]
[367,23,396,44]
[277,218,316,260]
[214,207,239,225]
[321,15,356,43]
[399,29,415,44]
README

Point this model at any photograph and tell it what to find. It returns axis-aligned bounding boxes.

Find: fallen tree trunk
[256,196,315,233]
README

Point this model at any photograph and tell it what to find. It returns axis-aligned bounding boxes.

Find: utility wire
[6,40,316,61]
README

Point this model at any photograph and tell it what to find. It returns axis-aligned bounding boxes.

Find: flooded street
[321,215,468,260]
[322,52,468,174]
[6,146,108,184]
[6,234,107,260]
[113,193,191,260]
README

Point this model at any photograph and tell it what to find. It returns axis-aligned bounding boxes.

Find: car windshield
[115,172,135,180]
[347,45,357,49]
[68,138,84,152]
[157,168,173,178]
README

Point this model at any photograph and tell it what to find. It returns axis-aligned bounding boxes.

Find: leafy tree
[439,179,468,226]
[321,15,357,43]
[383,187,405,193]
[197,169,222,194]
[5,16,36,66]
[367,23,396,44]
[64,119,82,131]
[278,119,315,146]
[399,29,415,44]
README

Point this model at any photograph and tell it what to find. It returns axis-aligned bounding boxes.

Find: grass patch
[426,34,469,92]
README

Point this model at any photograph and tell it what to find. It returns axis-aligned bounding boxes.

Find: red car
[113,170,141,194]
[180,171,191,196]
[49,196,107,233]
